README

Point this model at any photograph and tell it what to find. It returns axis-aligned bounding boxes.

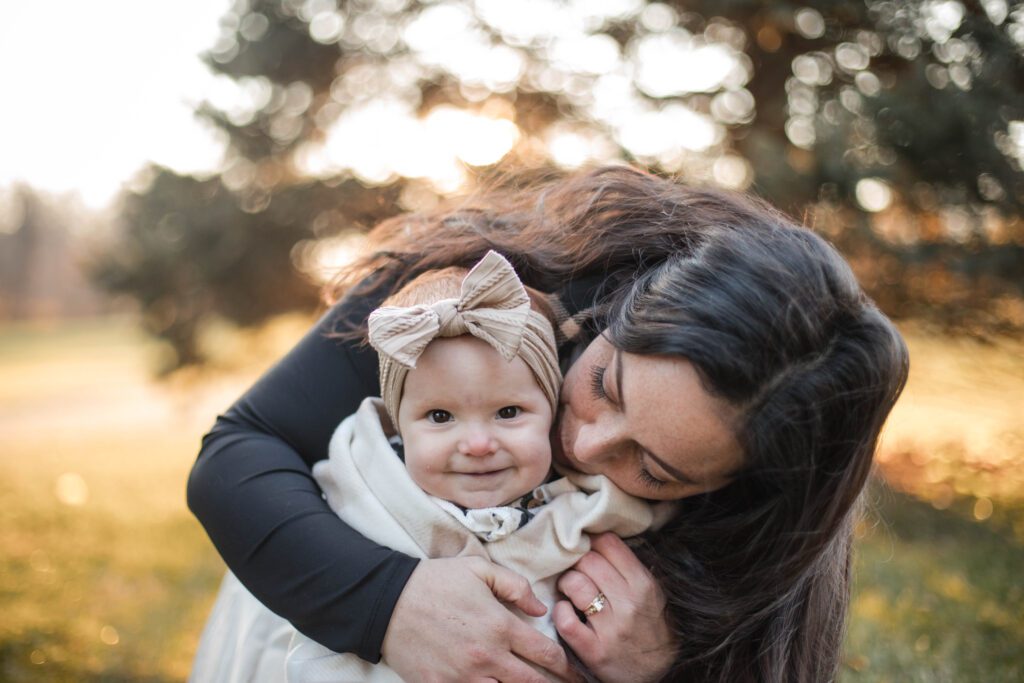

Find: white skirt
[189,571,294,683]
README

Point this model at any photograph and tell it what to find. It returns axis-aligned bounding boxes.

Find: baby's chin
[450,478,549,509]
[454,468,551,508]
[450,489,527,509]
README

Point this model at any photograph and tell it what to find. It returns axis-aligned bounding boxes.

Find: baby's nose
[458,427,498,456]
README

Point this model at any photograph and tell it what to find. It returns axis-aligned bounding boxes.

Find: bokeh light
[633,32,741,96]
[100,626,120,646]
[297,99,519,191]
[856,178,895,212]
[55,472,89,507]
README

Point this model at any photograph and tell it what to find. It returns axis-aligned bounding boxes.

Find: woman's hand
[553,533,677,683]
[382,556,580,682]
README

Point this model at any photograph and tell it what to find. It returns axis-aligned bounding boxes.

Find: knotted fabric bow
[368,250,561,432]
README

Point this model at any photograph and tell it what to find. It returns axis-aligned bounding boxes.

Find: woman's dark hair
[332,165,909,682]
[607,224,908,681]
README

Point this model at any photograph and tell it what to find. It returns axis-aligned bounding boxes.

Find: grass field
[1,318,1021,681]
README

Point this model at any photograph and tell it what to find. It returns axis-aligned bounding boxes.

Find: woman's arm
[187,294,418,660]
[187,294,576,680]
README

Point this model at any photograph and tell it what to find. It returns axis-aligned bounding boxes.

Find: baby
[191,251,661,683]
[358,249,564,535]
[286,250,660,681]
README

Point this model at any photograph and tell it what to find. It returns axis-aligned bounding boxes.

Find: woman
[187,165,909,682]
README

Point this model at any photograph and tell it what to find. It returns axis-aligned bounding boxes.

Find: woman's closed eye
[426,409,453,424]
[636,463,668,490]
[496,405,522,419]
[589,364,610,402]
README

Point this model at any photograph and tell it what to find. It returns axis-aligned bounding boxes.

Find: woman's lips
[553,408,598,476]
[552,410,578,470]
[548,419,581,473]
[552,435,570,467]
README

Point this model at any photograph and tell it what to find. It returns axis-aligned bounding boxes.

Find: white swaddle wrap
[191,397,666,682]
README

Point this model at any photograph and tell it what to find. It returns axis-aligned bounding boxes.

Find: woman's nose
[573,421,619,465]
[458,426,498,457]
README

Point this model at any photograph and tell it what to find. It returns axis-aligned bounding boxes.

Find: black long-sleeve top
[186,274,602,662]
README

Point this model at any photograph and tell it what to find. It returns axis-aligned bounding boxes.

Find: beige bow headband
[368,250,561,431]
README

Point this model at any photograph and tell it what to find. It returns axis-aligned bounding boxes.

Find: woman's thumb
[473,561,547,617]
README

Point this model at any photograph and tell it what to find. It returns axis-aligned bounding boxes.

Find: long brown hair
[329,165,728,305]
[604,220,907,680]
[330,165,909,682]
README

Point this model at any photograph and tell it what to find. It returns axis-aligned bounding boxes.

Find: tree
[0,185,110,320]
[93,0,1024,368]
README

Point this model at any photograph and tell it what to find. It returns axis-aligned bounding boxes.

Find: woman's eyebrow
[615,350,698,486]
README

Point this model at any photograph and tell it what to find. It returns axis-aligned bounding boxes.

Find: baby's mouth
[458,468,508,477]
[551,406,571,467]
[551,436,569,467]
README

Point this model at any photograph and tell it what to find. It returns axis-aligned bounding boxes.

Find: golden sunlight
[301,101,519,192]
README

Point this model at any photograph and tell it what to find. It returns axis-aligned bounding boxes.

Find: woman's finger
[469,560,583,681]
[471,558,548,617]
[489,656,559,683]
[572,548,629,601]
[508,620,581,682]
[556,569,604,614]
[552,599,599,656]
[383,557,559,681]
[588,533,655,592]
[576,540,665,631]
[553,536,676,682]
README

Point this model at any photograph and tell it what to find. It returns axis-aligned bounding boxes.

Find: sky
[0,1,232,208]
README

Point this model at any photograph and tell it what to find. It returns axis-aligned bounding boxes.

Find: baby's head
[368,251,561,508]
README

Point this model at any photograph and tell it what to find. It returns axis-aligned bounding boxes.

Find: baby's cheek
[403,452,430,483]
[531,438,554,478]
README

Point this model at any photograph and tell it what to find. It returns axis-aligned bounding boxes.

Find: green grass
[842,486,1024,682]
[0,319,227,681]
[1,318,1021,681]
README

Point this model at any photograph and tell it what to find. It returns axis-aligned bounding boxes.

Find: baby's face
[397,335,553,509]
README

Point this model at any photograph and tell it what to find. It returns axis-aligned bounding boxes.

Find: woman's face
[555,334,744,501]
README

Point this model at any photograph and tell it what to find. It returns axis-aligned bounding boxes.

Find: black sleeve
[186,289,418,662]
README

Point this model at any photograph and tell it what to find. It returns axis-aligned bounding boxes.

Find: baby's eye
[496,406,521,420]
[427,409,453,424]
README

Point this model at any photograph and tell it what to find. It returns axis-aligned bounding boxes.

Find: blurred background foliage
[2,1,1023,681]
[80,0,1024,369]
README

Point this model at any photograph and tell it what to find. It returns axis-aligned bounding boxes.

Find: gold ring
[583,592,607,616]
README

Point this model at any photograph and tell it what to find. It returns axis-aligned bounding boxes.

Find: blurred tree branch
[91,0,1024,368]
